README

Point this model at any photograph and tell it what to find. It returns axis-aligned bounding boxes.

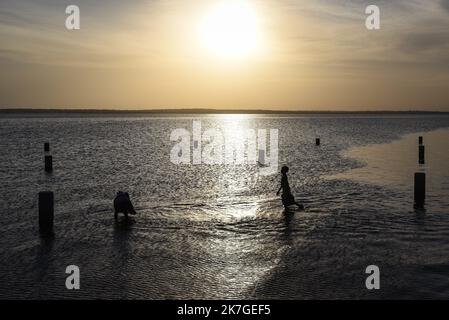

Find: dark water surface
[0,114,449,299]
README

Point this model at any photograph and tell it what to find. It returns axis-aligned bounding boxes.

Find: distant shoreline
[1,108,448,116]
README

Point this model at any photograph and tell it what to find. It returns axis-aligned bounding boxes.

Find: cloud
[1,0,449,109]
[400,32,449,51]
[0,0,175,67]
[441,0,449,11]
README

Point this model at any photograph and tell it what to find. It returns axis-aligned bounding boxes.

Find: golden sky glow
[0,0,449,110]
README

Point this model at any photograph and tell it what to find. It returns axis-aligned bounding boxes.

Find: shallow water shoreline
[1,116,449,299]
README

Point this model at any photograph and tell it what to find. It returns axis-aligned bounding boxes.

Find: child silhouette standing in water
[276,166,304,211]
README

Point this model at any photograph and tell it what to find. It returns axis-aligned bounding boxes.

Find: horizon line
[1,108,449,115]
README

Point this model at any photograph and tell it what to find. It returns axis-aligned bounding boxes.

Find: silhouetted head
[281,166,289,174]
[116,191,130,199]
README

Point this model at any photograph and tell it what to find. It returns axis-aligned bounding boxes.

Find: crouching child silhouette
[114,191,137,221]
[276,166,304,211]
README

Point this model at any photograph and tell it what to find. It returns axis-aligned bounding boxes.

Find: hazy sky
[1,0,448,110]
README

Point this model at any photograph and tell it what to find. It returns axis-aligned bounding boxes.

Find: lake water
[0,114,449,299]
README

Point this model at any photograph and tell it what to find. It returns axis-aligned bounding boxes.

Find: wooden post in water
[414,172,426,208]
[39,191,54,235]
[258,149,265,165]
[44,142,50,152]
[419,145,425,164]
[316,138,321,146]
[45,155,53,172]
[419,136,423,145]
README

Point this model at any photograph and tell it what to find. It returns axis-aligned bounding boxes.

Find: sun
[197,1,260,60]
